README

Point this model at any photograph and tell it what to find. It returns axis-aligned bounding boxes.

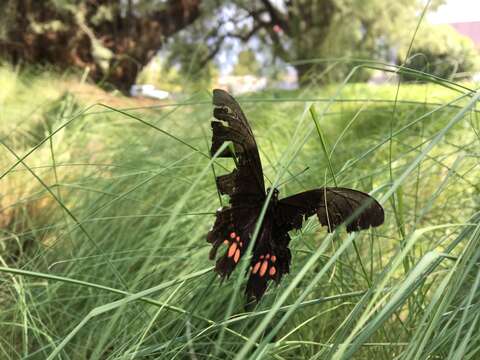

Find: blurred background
[0,0,479,96]
[1,1,480,360]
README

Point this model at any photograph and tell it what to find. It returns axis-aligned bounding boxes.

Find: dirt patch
[57,80,166,109]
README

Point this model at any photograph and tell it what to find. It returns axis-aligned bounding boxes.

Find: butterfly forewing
[211,89,265,201]
[277,187,384,233]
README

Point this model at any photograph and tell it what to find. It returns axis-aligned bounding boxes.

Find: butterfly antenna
[277,166,310,188]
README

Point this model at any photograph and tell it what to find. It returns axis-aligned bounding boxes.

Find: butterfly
[207,89,384,301]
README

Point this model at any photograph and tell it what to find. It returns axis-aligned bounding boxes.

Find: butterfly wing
[242,187,383,301]
[245,228,292,301]
[277,187,384,233]
[207,91,384,301]
[210,89,265,202]
[207,89,266,278]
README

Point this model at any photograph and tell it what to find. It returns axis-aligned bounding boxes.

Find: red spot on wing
[227,242,237,257]
[259,261,268,277]
[234,249,241,263]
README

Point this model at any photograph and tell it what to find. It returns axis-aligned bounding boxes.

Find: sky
[429,0,480,23]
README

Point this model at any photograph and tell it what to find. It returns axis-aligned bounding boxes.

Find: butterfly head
[267,187,280,202]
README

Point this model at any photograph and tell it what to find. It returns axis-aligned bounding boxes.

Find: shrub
[399,23,480,81]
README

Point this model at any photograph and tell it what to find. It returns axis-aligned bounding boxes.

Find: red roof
[450,21,480,47]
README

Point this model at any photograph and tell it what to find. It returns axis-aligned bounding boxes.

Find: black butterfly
[207,89,384,301]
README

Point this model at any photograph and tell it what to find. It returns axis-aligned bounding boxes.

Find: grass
[0,64,479,359]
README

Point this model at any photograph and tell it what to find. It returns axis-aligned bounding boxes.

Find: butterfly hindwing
[207,204,260,278]
[208,89,266,278]
[246,230,292,301]
[277,187,384,233]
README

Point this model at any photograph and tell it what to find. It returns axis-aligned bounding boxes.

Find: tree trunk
[0,0,202,93]
[294,62,331,86]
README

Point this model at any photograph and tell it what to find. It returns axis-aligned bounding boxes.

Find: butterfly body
[208,190,292,299]
[207,89,384,301]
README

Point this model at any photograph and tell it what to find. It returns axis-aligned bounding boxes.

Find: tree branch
[232,1,289,60]
[260,0,290,34]
[198,36,226,69]
[228,22,264,42]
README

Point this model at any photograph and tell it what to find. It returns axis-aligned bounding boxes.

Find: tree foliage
[232,50,261,76]
[400,24,480,81]
[163,0,448,86]
[227,0,448,84]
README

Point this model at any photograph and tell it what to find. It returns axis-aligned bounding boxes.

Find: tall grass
[0,64,479,359]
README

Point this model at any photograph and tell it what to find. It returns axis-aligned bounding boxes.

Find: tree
[232,0,448,84]
[169,0,445,85]
[0,0,202,92]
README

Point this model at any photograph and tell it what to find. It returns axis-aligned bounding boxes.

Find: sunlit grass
[0,63,479,359]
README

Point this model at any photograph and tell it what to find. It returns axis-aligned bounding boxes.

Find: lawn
[1,65,479,359]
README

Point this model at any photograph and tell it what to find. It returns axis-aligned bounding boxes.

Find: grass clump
[0,64,479,359]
